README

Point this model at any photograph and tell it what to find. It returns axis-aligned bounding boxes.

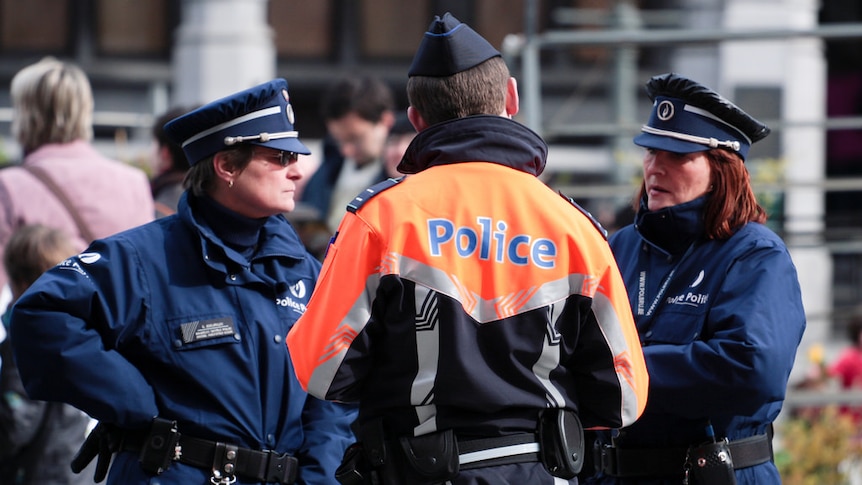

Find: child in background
[0,224,94,485]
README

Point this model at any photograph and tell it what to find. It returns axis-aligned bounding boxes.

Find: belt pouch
[138,418,180,475]
[335,443,373,485]
[538,408,584,479]
[382,429,459,485]
[688,440,737,485]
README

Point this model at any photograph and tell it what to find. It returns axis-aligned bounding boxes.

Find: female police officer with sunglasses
[10,79,356,485]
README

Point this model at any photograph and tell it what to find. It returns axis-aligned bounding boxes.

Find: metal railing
[506,1,862,139]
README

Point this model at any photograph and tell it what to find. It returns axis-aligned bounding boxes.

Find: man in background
[300,75,396,233]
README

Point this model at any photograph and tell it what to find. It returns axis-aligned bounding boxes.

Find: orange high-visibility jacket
[288,123,647,437]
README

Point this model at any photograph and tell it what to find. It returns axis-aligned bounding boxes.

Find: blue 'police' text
[427,217,556,269]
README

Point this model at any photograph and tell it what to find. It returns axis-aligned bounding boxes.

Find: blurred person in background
[381,113,415,178]
[0,224,96,485]
[150,105,194,218]
[300,74,396,234]
[0,57,154,306]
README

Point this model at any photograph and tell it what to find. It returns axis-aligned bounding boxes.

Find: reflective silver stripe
[533,302,566,408]
[182,106,282,147]
[640,125,741,152]
[412,287,440,436]
[458,442,541,465]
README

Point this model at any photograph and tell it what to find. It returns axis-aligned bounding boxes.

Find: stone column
[171,0,275,106]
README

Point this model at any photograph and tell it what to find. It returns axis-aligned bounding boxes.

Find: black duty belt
[595,432,773,478]
[458,433,541,470]
[121,432,298,484]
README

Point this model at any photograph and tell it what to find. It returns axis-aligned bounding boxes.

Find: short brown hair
[321,75,394,123]
[634,148,767,240]
[407,56,509,126]
[184,145,254,196]
[4,225,77,299]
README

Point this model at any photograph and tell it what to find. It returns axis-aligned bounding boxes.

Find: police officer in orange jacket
[287,12,648,485]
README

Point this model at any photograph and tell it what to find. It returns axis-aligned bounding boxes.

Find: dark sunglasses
[254,149,299,167]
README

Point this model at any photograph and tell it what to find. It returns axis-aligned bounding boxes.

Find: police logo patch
[180,317,237,344]
[657,100,674,121]
[285,104,295,125]
[289,280,306,299]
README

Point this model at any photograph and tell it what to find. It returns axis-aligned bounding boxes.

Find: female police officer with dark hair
[10,79,356,485]
[586,73,806,484]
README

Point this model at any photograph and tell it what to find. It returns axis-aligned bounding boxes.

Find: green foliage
[777,405,862,485]
[747,156,785,232]
[0,137,12,167]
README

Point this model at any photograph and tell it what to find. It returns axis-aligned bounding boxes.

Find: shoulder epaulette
[559,191,608,240]
[347,177,403,213]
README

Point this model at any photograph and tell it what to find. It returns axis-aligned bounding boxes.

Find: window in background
[476,0,525,51]
[95,0,173,58]
[0,0,71,54]
[361,0,430,59]
[271,1,333,59]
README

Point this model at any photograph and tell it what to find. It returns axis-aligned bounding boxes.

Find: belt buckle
[265,451,299,484]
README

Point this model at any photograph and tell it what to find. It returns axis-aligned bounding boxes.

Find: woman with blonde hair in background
[0,57,154,307]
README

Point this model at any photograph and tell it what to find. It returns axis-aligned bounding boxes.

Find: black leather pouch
[381,429,459,484]
[335,443,373,485]
[138,418,180,475]
[538,408,584,479]
[688,439,737,485]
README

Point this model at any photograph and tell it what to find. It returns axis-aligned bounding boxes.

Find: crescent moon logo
[79,252,101,264]
[690,270,704,288]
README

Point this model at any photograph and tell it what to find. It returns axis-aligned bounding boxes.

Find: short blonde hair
[11,57,94,154]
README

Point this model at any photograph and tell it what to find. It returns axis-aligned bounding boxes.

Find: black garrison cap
[408,12,501,77]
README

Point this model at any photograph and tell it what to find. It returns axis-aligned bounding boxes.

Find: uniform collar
[635,195,707,255]
[397,115,548,176]
[178,192,307,266]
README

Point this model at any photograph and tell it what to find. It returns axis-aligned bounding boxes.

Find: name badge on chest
[180,317,237,344]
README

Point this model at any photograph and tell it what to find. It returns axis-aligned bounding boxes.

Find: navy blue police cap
[163,78,310,166]
[408,12,501,77]
[633,73,770,161]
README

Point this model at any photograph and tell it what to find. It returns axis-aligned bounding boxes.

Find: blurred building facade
[0,0,861,375]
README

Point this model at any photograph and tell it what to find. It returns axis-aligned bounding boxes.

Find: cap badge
[657,100,674,121]
[281,89,295,124]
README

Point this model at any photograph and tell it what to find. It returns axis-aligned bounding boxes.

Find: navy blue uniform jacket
[596,196,805,485]
[10,193,356,484]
